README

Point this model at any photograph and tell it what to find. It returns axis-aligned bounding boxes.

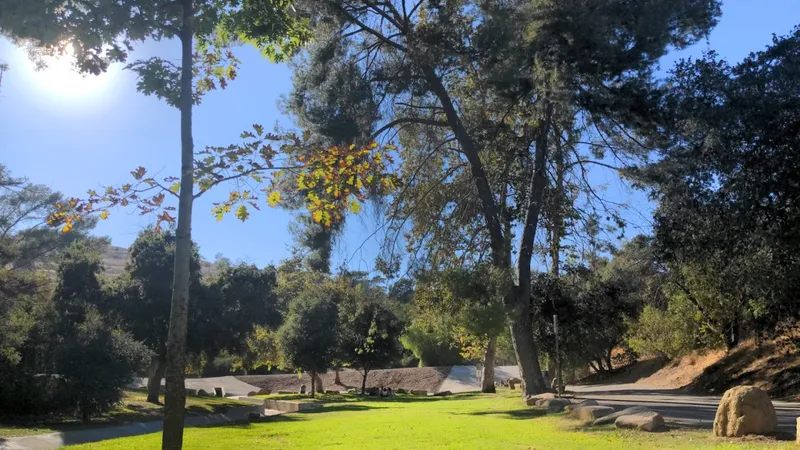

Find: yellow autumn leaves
[48,138,398,234]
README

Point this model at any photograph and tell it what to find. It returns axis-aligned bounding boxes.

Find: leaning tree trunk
[481,336,497,393]
[424,68,549,399]
[162,2,194,449]
[147,351,167,404]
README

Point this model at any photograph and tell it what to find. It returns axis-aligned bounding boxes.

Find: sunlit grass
[68,390,794,449]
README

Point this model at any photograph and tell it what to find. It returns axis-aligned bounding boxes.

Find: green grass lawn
[0,390,249,438]
[66,390,793,449]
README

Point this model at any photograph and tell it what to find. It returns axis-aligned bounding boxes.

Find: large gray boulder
[713,386,777,437]
[615,411,666,432]
[537,398,571,413]
[592,406,653,426]
[565,399,598,413]
[570,405,615,421]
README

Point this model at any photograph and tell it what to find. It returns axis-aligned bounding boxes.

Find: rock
[565,399,598,413]
[508,377,522,390]
[525,393,555,406]
[185,388,198,396]
[537,398,570,413]
[713,386,778,437]
[396,388,407,394]
[277,390,294,395]
[434,391,452,397]
[570,405,615,421]
[796,417,800,443]
[615,412,666,432]
[325,390,340,394]
[347,388,357,394]
[592,406,653,426]
[214,387,225,397]
[257,388,272,395]
[197,389,210,397]
[247,391,258,397]
[410,390,428,396]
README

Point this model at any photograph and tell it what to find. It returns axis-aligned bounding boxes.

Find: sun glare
[25,44,117,98]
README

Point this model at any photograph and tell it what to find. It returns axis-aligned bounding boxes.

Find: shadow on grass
[305,404,383,414]
[458,408,549,421]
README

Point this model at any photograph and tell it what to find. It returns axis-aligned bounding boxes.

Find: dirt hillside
[238,367,451,394]
[587,337,800,400]
[102,245,218,278]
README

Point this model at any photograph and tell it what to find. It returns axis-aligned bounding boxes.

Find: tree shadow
[458,408,548,421]
[305,404,384,414]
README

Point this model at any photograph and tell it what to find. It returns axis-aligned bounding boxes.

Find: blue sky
[1,1,797,272]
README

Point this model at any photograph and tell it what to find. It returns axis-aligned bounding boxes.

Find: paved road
[570,383,800,433]
[445,366,800,434]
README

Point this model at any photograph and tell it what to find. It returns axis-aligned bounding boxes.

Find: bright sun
[26,44,117,97]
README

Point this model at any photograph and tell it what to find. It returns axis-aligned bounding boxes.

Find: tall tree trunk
[361,368,369,395]
[481,336,497,393]
[424,68,550,397]
[147,351,167,404]
[605,347,613,372]
[511,105,553,397]
[334,369,341,385]
[509,310,547,395]
[310,371,316,397]
[81,399,90,424]
[162,2,194,448]
[313,371,323,395]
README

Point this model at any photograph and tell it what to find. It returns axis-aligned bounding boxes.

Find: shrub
[55,309,151,422]
[399,323,465,367]
[626,305,695,359]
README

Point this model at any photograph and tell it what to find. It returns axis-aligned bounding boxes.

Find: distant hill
[102,245,218,278]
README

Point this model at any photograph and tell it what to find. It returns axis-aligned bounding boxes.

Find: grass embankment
[67,390,792,449]
[0,389,249,438]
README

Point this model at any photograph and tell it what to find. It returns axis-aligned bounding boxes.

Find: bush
[399,323,465,367]
[626,305,695,359]
[56,309,151,422]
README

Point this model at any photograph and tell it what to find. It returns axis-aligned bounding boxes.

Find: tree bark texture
[147,351,167,404]
[481,335,497,393]
[162,1,194,448]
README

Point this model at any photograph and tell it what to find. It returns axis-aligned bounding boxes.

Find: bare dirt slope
[583,338,800,400]
[238,367,451,394]
[102,245,218,278]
